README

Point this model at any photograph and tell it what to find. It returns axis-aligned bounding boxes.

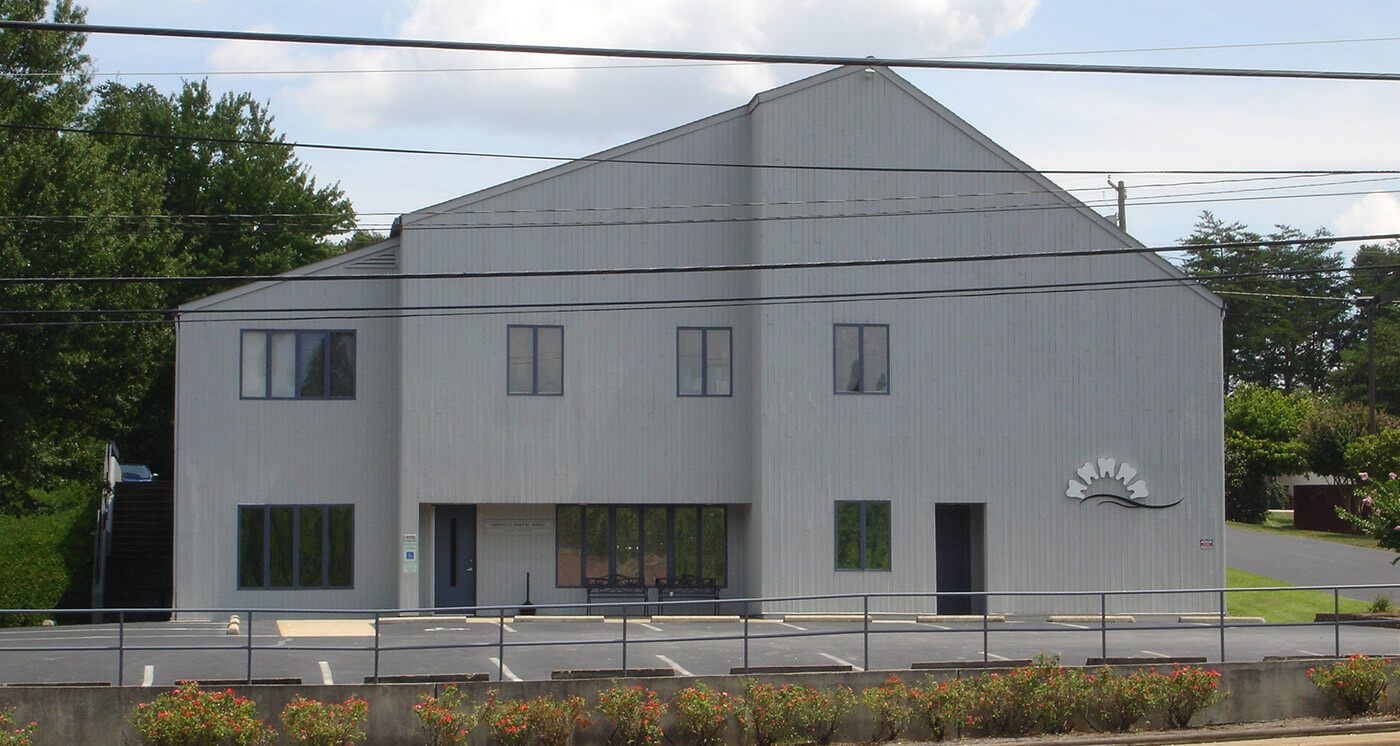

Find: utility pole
[1365,289,1399,433]
[1107,178,1126,232]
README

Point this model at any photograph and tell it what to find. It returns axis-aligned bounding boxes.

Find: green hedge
[0,493,96,625]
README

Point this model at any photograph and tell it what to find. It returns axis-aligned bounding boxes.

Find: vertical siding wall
[174,270,403,613]
[742,69,1224,613]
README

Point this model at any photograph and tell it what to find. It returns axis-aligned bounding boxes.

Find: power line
[7,121,1395,177]
[7,261,1399,329]
[2,232,1394,288]
[5,20,1400,82]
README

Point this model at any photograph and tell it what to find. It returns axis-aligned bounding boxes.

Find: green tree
[1299,397,1396,483]
[1224,384,1309,522]
[0,1,176,506]
[1333,240,1400,417]
[84,80,356,472]
[1181,212,1353,393]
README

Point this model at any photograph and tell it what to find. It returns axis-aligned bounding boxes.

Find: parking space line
[818,652,863,672]
[656,654,693,676]
[489,657,522,682]
[641,623,663,632]
[978,651,1010,661]
[1299,649,1325,657]
[319,661,334,685]
[918,622,951,630]
[141,665,153,687]
[1141,650,1168,657]
[1049,621,1088,629]
[775,622,807,631]
[502,624,517,633]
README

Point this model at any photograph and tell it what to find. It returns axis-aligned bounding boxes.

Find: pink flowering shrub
[1337,472,1400,560]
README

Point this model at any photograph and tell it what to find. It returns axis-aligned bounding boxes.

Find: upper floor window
[508,325,563,395]
[677,327,732,397]
[241,330,355,399]
[833,323,888,394]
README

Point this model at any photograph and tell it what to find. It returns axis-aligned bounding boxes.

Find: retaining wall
[0,659,1360,745]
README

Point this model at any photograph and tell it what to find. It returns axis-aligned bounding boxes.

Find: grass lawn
[1226,511,1382,551]
[1226,567,1376,623]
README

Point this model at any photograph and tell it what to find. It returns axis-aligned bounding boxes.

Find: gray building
[174,66,1225,616]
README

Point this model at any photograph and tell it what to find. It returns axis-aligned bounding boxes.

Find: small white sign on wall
[484,518,553,536]
[402,536,419,574]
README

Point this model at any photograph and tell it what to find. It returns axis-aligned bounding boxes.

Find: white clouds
[1336,193,1400,238]
[208,0,1039,135]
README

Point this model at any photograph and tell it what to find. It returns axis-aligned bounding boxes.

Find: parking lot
[2,613,1398,687]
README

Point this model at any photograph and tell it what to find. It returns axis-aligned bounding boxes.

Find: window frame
[676,326,733,397]
[239,329,356,400]
[832,323,890,395]
[507,324,565,396]
[834,500,892,571]
[237,504,354,590]
[555,504,727,587]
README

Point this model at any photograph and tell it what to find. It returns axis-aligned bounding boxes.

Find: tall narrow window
[835,500,891,570]
[507,325,564,395]
[677,327,732,396]
[833,324,889,394]
[237,504,354,589]
[240,330,355,400]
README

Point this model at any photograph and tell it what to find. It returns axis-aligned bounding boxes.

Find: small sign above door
[484,518,553,536]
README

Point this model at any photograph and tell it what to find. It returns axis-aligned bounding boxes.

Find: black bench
[654,575,720,615]
[584,574,648,614]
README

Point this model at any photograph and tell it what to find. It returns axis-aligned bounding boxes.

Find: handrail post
[1218,589,1226,662]
[743,609,750,675]
[862,595,870,672]
[117,610,125,687]
[981,596,989,668]
[1099,592,1107,661]
[498,607,506,682]
[373,611,381,682]
[1334,588,1341,658]
[621,603,629,677]
[245,610,254,684]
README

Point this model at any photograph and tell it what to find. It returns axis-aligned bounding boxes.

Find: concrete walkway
[1225,526,1400,602]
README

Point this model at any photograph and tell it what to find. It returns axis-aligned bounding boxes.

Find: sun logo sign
[1065,457,1180,509]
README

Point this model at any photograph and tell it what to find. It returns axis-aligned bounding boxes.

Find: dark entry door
[434,505,476,609]
[935,504,984,615]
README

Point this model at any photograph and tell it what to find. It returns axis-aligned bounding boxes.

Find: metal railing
[2,583,1397,686]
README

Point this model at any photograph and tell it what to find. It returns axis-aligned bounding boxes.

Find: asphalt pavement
[1224,527,1400,602]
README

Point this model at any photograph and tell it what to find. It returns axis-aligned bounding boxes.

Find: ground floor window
[556,505,726,587]
[835,500,891,570]
[238,505,353,589]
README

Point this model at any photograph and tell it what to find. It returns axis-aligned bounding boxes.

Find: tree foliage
[1299,397,1396,483]
[1180,212,1352,393]
[1224,384,1309,522]
[1333,240,1400,417]
[0,2,357,498]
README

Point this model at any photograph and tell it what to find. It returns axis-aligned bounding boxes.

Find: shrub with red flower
[1308,655,1395,715]
[0,707,36,746]
[1159,666,1227,729]
[413,685,495,746]
[597,685,666,746]
[278,695,368,746]
[671,682,739,746]
[132,682,273,746]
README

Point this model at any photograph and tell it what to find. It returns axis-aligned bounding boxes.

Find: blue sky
[75,0,1400,254]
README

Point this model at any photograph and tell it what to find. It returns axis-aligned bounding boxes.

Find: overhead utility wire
[4,21,1400,82]
[33,184,1394,238]
[3,232,1394,288]
[5,173,1381,223]
[6,263,1398,329]
[34,35,1400,78]
[6,122,1393,177]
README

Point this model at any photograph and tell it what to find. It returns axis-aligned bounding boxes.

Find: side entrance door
[935,504,985,615]
[434,505,477,610]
